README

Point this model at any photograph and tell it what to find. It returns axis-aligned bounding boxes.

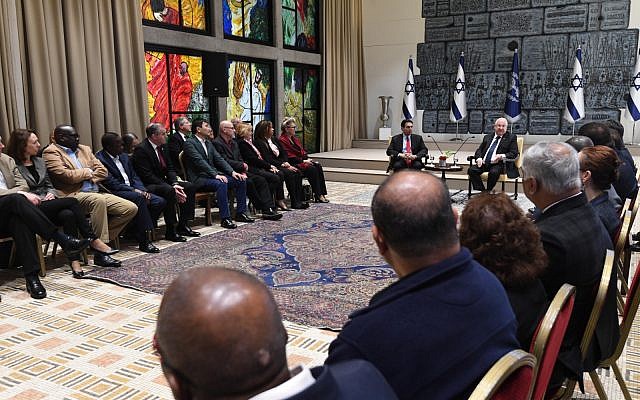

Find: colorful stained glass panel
[304,110,318,153]
[227,59,273,122]
[282,0,318,50]
[283,64,319,151]
[146,50,207,128]
[140,0,206,31]
[223,0,272,43]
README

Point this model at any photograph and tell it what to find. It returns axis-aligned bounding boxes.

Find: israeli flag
[627,49,640,121]
[402,57,416,119]
[504,49,521,123]
[450,52,467,122]
[563,47,585,123]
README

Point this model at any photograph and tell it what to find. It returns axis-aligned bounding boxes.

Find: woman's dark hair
[459,193,547,287]
[7,128,37,163]
[253,120,272,142]
[579,145,620,191]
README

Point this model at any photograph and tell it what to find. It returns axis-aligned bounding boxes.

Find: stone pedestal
[378,127,392,141]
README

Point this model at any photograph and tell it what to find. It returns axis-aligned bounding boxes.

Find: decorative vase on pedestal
[378,96,393,128]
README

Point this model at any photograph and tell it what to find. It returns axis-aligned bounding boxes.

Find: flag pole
[633,121,637,145]
[572,123,575,136]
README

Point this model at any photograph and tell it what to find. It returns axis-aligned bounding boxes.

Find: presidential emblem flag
[450,52,467,122]
[402,57,416,120]
[628,49,640,121]
[563,47,585,123]
[504,49,521,123]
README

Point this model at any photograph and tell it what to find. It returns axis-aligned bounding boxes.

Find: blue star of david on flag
[563,47,585,123]
[628,50,640,121]
[450,52,467,122]
[402,57,416,120]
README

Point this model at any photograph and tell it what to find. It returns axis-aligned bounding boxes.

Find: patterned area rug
[84,203,396,330]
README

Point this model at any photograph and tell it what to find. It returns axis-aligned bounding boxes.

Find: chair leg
[8,242,16,267]
[205,197,212,226]
[589,370,608,400]
[514,179,519,200]
[612,363,633,400]
[555,379,577,400]
[36,236,46,278]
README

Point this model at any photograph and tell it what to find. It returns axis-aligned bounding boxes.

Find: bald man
[468,117,519,192]
[325,171,519,400]
[155,267,398,399]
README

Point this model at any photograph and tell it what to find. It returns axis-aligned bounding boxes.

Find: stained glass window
[145,49,211,130]
[227,59,273,126]
[222,0,272,44]
[283,64,320,153]
[282,0,318,51]
[141,0,207,32]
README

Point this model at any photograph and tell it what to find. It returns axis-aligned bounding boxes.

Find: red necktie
[156,146,167,169]
[405,136,412,165]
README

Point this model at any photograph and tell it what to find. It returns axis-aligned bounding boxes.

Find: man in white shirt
[468,117,519,192]
[155,267,398,399]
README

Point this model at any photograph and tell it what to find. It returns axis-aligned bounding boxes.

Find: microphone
[427,135,445,155]
[451,136,475,165]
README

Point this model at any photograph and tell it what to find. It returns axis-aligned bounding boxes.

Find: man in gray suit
[182,119,252,229]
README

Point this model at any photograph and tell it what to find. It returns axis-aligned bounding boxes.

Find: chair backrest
[629,187,640,227]
[605,258,640,363]
[619,198,631,218]
[178,150,188,181]
[614,210,632,262]
[529,284,576,400]
[514,137,525,169]
[579,249,615,360]
[468,349,537,400]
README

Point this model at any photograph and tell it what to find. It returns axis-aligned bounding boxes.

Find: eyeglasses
[287,125,296,129]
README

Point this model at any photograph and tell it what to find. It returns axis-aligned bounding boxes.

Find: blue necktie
[484,137,499,165]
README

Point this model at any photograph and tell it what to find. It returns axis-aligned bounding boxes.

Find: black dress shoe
[25,274,47,299]
[165,234,187,242]
[235,213,255,223]
[94,253,122,268]
[176,226,201,237]
[59,235,91,258]
[139,242,160,253]
[262,209,283,221]
[291,202,310,209]
[630,241,640,252]
[71,269,85,279]
[632,232,640,242]
[221,218,237,229]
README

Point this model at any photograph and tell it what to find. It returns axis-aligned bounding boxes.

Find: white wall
[362,0,424,139]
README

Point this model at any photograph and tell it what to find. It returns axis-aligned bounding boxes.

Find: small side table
[424,163,463,185]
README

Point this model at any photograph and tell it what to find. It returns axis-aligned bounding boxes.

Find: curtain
[321,0,367,151]
[18,0,147,147]
[0,0,25,139]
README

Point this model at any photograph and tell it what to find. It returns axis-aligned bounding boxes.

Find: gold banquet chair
[468,349,537,400]
[178,151,214,226]
[558,249,615,400]
[1,235,47,277]
[590,258,640,400]
[467,136,525,199]
[528,284,576,400]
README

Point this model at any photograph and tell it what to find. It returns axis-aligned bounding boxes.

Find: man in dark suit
[155,267,398,400]
[212,120,282,221]
[132,123,200,241]
[325,171,519,400]
[182,119,253,229]
[96,132,166,253]
[468,117,519,192]
[168,117,191,177]
[578,121,638,200]
[521,142,618,386]
[0,193,90,299]
[386,119,427,172]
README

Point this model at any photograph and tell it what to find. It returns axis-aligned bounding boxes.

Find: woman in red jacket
[278,117,329,203]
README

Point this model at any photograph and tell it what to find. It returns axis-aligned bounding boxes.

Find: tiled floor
[0,181,638,399]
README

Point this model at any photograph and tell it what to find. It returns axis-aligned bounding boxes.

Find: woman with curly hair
[579,145,621,240]
[459,193,548,350]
